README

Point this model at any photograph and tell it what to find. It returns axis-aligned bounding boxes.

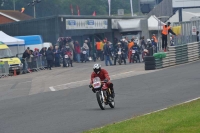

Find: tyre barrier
[144,56,155,70]
[155,42,200,69]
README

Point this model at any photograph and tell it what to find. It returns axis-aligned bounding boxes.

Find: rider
[131,40,140,63]
[89,64,115,98]
[114,42,126,65]
[147,39,153,56]
[65,46,73,67]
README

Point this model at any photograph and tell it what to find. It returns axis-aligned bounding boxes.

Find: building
[0,15,149,45]
[0,10,33,24]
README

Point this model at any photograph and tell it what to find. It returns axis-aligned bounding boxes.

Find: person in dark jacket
[103,41,113,66]
[54,46,61,67]
[46,47,54,70]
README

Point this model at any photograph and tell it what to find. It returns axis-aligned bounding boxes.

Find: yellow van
[0,41,23,75]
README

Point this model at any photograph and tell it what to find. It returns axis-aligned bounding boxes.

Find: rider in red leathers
[89,64,115,98]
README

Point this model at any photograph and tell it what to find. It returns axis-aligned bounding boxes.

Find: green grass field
[84,99,200,133]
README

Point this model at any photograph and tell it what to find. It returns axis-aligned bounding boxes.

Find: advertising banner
[173,0,200,8]
[66,19,108,30]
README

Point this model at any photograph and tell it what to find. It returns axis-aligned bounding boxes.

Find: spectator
[74,41,81,63]
[27,50,34,71]
[140,36,146,51]
[103,41,113,66]
[128,39,134,61]
[33,48,40,57]
[87,38,91,56]
[96,40,102,60]
[22,49,30,59]
[22,49,30,71]
[68,40,75,61]
[54,46,61,67]
[40,47,46,56]
[100,40,105,61]
[46,47,54,70]
[83,40,89,61]
[152,34,158,53]
[61,45,67,67]
[197,31,199,42]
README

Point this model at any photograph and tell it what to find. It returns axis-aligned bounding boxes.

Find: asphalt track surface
[0,61,200,133]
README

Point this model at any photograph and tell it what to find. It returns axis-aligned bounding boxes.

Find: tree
[0,0,140,18]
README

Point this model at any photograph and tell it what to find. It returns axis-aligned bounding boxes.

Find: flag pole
[108,0,111,16]
[130,0,133,16]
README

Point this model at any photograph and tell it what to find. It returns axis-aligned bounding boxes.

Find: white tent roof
[117,19,141,32]
[0,31,24,45]
[148,15,165,30]
[168,10,200,23]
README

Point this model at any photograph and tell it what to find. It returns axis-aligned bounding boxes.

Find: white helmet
[93,64,101,74]
[147,39,151,43]
[134,39,138,44]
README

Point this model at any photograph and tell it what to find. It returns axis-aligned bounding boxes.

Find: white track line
[49,87,56,91]
[49,71,136,91]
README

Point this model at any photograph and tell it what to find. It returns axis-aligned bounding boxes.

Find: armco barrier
[0,61,9,78]
[155,42,200,69]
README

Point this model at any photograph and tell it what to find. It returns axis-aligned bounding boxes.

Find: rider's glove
[89,84,92,88]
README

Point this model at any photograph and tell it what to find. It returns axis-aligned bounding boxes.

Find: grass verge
[83,99,200,133]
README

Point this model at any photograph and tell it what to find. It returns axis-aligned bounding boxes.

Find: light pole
[13,0,15,10]
[27,0,41,18]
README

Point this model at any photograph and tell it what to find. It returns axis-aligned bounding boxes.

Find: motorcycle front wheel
[96,91,105,110]
[109,98,115,108]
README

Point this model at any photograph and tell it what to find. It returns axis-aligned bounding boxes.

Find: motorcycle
[116,49,126,65]
[92,77,115,110]
[64,52,71,67]
[142,49,149,62]
[130,49,139,63]
[81,48,87,63]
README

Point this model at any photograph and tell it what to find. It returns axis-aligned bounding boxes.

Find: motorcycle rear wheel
[96,91,105,110]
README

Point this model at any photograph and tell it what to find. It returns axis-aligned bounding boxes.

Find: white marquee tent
[0,31,25,55]
[168,10,200,23]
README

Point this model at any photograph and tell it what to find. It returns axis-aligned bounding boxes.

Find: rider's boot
[110,88,115,98]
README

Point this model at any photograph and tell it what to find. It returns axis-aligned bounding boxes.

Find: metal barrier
[173,20,200,45]
[22,55,47,73]
[155,42,200,69]
[0,61,9,78]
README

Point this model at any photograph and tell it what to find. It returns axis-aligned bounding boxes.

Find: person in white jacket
[82,40,89,60]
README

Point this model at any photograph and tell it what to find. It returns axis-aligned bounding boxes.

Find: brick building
[0,10,32,24]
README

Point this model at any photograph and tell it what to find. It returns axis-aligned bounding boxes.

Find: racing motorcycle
[142,49,149,62]
[92,77,115,110]
[130,48,139,63]
[64,51,71,67]
[116,48,125,65]
[81,48,87,63]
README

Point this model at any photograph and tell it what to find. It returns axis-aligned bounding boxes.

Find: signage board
[172,0,200,8]
[111,19,122,29]
[66,19,108,30]
[118,9,124,16]
[192,26,197,35]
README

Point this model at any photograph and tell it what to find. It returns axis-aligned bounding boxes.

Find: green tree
[0,0,140,18]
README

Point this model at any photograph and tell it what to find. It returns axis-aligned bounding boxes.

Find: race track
[0,61,200,133]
